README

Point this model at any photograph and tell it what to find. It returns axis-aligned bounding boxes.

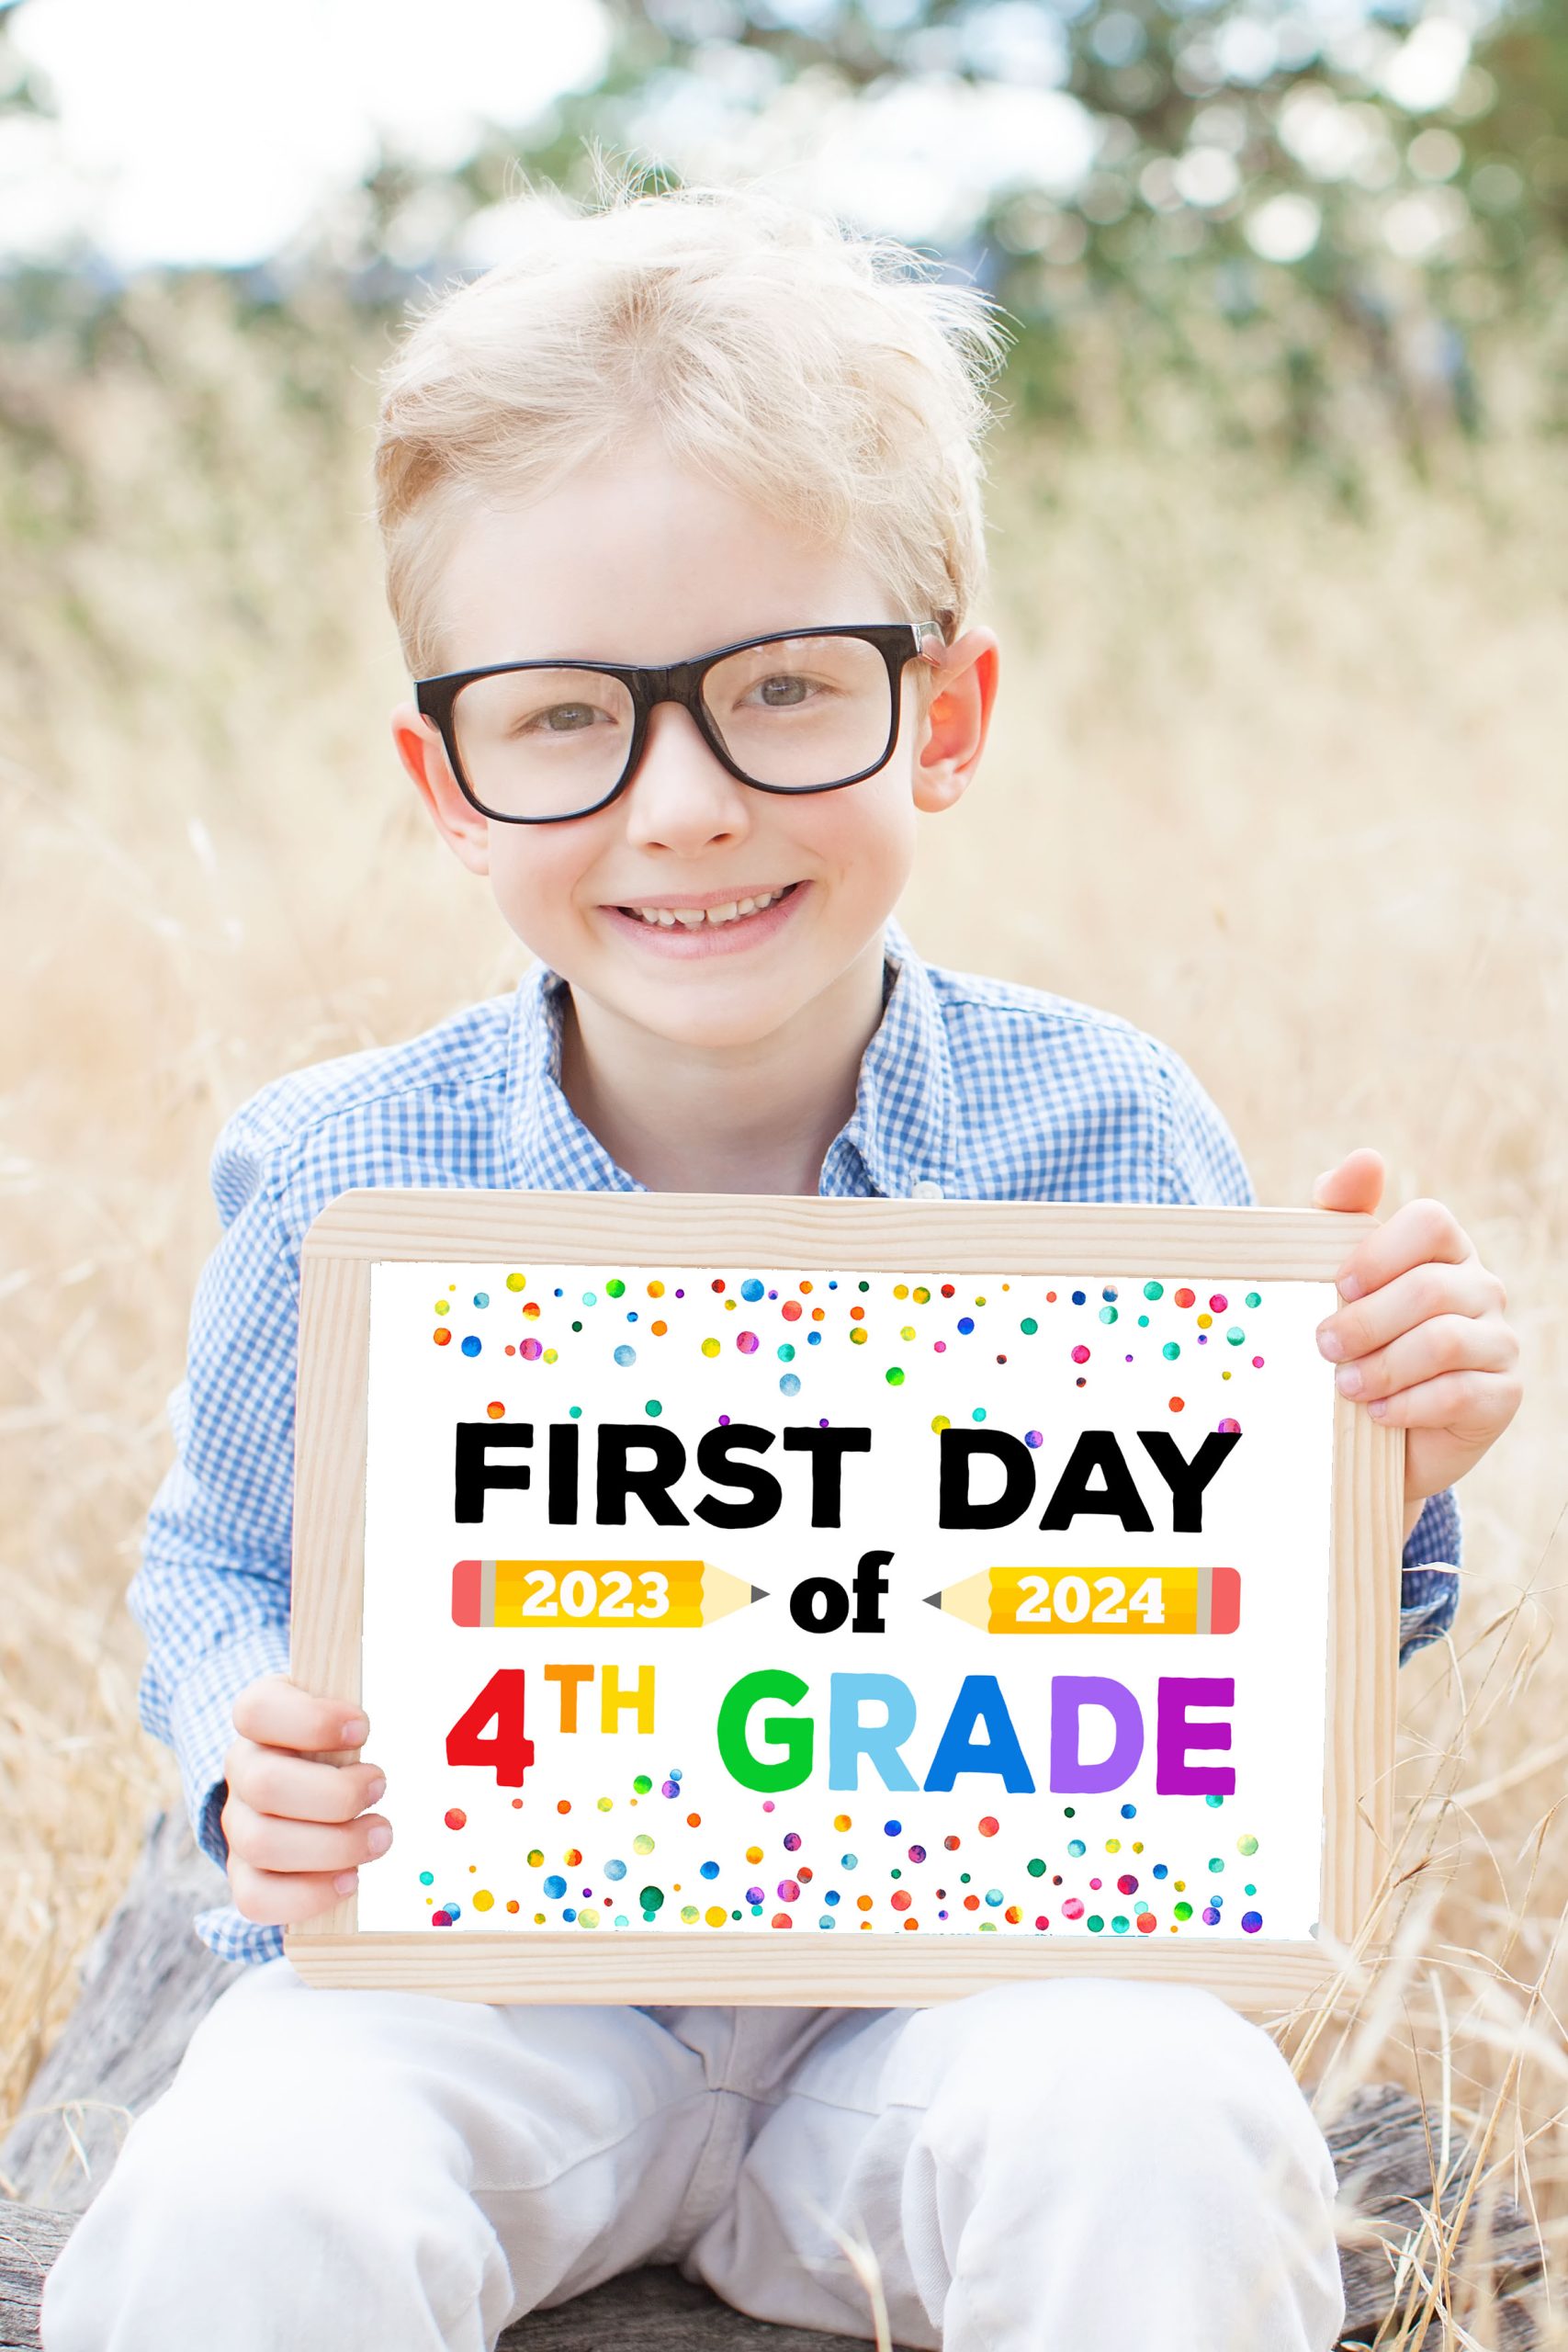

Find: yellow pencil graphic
[451,1559,767,1631]
[925,1566,1240,1636]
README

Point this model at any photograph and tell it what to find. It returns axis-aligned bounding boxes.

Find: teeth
[630,888,788,929]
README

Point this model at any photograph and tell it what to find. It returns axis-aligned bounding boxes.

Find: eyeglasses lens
[452,668,635,821]
[450,635,895,819]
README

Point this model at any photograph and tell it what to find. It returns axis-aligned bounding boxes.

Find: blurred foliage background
[6,0,1568,463]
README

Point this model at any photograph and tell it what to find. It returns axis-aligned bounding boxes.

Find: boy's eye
[737,672,832,712]
[530,702,602,733]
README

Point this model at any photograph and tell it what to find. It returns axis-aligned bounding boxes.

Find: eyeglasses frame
[414,620,949,824]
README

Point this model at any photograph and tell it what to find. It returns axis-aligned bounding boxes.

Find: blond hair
[372,172,1011,678]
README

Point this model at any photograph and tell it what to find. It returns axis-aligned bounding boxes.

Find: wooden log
[495,2267,885,2351]
[0,2179,1545,2352]
[0,1809,1547,2350]
[0,2206,73,2352]
[1330,2081,1543,2349]
[0,1809,244,2213]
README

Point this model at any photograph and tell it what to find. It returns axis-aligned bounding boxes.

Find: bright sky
[0,0,1111,268]
[0,0,613,266]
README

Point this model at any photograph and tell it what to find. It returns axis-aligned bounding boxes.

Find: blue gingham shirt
[129,917,1461,1965]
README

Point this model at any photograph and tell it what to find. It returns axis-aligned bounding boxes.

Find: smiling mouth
[615,883,800,930]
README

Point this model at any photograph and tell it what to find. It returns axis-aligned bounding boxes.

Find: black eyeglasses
[415,621,946,824]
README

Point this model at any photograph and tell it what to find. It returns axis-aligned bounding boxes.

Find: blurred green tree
[349,0,1565,454]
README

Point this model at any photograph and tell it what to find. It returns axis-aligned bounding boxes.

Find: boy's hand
[1312,1148,1521,1536]
[220,1675,391,1927]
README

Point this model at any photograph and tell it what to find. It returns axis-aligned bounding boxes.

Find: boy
[42,182,1519,2352]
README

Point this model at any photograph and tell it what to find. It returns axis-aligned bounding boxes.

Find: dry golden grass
[1,276,1564,2343]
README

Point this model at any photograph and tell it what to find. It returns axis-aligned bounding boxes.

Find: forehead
[432,445,900,672]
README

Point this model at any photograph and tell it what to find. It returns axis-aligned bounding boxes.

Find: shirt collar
[821,913,958,1199]
[502,911,958,1202]
[504,967,639,1195]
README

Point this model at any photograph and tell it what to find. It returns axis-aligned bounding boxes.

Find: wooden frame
[285,1190,1402,2013]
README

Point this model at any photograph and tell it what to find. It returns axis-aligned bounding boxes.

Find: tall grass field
[2,276,1564,2344]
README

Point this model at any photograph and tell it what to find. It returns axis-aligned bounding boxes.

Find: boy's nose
[619,703,753,853]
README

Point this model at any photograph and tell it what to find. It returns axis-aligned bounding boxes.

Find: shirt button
[911,1179,944,1200]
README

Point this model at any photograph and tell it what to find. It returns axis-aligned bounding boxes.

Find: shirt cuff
[1399,1487,1461,1666]
[193,1903,287,1967]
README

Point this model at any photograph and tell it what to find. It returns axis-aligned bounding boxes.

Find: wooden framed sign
[285,1191,1403,2012]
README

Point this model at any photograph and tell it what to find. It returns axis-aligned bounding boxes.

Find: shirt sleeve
[126,1102,302,1962]
[1151,1039,1461,1667]
[1396,1487,1461,1663]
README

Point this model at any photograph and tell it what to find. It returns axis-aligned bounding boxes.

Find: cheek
[787,769,918,878]
[491,817,611,899]
[485,831,590,934]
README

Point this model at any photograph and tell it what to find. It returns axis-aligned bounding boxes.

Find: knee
[916,1980,1332,2199]
[48,2071,486,2327]
[220,2073,485,2275]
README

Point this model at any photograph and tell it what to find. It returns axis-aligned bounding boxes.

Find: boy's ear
[390,704,491,876]
[911,627,999,814]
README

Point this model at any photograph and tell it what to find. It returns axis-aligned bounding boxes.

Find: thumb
[1311,1147,1386,1215]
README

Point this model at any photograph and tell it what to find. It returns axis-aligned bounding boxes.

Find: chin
[635,989,807,1056]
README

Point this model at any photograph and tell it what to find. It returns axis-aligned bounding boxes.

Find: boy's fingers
[1316,1260,1503,1363]
[1331,1198,1473,1302]
[231,1674,369,1755]
[1366,1366,1523,1437]
[231,1745,388,1825]
[1326,1313,1515,1406]
[227,1854,362,1928]
[221,1788,392,1877]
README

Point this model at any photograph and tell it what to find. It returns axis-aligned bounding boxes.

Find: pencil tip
[923,1591,942,1610]
[750,1585,769,1603]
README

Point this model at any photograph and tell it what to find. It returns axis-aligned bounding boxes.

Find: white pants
[40,1960,1344,2352]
